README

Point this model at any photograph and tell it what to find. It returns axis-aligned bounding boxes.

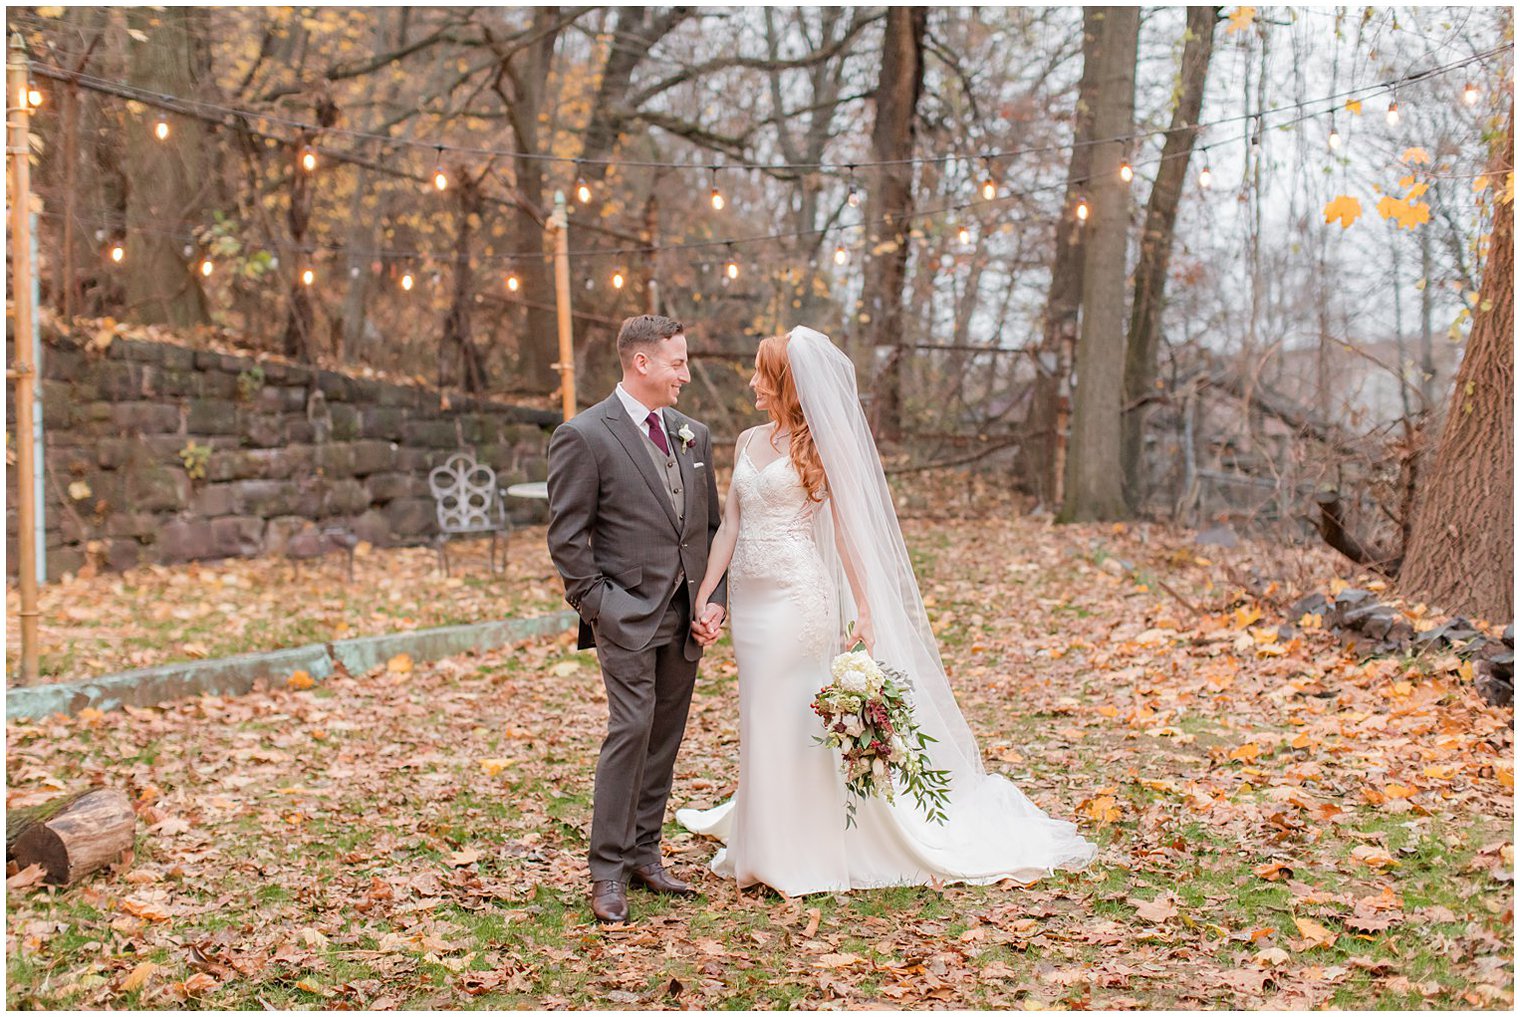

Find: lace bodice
[728,441,835,657]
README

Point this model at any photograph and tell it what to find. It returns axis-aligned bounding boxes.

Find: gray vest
[639,428,684,526]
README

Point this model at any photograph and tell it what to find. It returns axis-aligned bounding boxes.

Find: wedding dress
[676,327,1096,896]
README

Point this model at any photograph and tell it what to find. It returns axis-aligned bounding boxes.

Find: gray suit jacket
[545,392,726,660]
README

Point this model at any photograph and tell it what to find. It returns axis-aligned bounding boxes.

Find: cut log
[8,789,135,885]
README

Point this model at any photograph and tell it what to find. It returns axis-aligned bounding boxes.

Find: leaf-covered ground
[6,515,1513,1009]
[4,534,566,682]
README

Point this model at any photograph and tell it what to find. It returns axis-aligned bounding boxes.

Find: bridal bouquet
[811,646,951,828]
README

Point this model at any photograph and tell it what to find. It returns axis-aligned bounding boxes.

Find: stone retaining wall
[5,329,557,577]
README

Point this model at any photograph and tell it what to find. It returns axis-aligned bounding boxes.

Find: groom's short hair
[617,314,684,367]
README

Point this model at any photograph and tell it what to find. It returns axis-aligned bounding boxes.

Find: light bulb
[1198,165,1213,189]
[110,244,125,263]
[1463,82,1479,106]
[1076,198,1090,222]
[26,87,42,108]
[433,167,448,191]
[506,273,520,293]
[1328,127,1342,151]
[726,259,739,280]
[575,178,591,204]
[301,268,315,286]
[612,270,625,289]
[980,177,997,201]
[847,185,860,208]
[710,187,725,211]
[1386,100,1400,127]
[401,272,414,291]
[301,147,317,172]
[833,243,848,266]
[199,258,213,277]
[154,119,170,141]
[1119,162,1134,183]
[957,225,971,245]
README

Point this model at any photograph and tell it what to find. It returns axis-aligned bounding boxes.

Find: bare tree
[1121,6,1219,510]
[1060,6,1139,523]
[1400,111,1513,621]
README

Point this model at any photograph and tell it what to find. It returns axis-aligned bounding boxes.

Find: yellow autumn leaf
[1229,743,1262,763]
[387,653,413,674]
[1400,147,1431,165]
[1226,6,1256,34]
[1294,917,1337,948]
[1233,605,1263,628]
[120,961,158,994]
[1345,98,1363,115]
[287,670,315,690]
[1323,194,1362,229]
[479,757,511,777]
[1406,181,1429,200]
[1474,173,1492,193]
[68,480,93,501]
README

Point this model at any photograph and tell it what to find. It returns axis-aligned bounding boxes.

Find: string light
[1328,119,1342,151]
[1463,81,1480,106]
[724,244,739,280]
[401,272,414,291]
[109,242,125,263]
[833,242,848,266]
[1119,161,1134,183]
[957,223,972,246]
[154,118,170,141]
[199,257,213,277]
[980,175,998,201]
[506,269,520,292]
[575,177,592,204]
[1075,196,1090,222]
[301,267,315,286]
[709,167,725,211]
[432,147,448,191]
[301,146,317,172]
[1198,164,1214,189]
[612,269,625,289]
[26,85,42,108]
[846,165,860,208]
[1385,99,1400,126]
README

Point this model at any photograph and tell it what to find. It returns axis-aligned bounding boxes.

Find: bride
[676,326,1096,897]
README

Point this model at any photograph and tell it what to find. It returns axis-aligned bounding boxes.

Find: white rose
[842,714,864,737]
[838,669,868,694]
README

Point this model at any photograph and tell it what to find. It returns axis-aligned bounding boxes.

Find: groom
[545,314,726,924]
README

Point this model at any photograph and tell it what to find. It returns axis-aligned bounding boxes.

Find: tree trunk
[122,7,212,328]
[1121,5,1218,511]
[8,789,135,886]
[1027,8,1102,509]
[865,6,930,443]
[498,8,562,396]
[442,169,488,393]
[1059,6,1139,523]
[1399,111,1514,621]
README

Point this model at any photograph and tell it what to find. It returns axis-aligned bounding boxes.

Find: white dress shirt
[615,383,668,449]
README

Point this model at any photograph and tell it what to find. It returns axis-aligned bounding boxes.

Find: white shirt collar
[615,383,663,431]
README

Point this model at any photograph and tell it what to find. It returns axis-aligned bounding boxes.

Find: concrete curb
[6,610,579,723]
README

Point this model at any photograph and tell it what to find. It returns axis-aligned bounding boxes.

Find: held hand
[690,602,726,646]
[849,614,875,656]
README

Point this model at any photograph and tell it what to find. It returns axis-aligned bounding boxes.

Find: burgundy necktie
[645,410,670,455]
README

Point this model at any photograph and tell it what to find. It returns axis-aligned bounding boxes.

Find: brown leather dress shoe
[630,862,697,897]
[590,879,629,924]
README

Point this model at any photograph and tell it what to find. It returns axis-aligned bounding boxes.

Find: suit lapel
[665,409,697,535]
[602,396,681,531]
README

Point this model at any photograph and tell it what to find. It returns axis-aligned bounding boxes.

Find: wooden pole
[8,33,41,684]
[549,190,576,421]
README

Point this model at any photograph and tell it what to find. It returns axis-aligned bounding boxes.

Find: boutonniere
[676,423,697,453]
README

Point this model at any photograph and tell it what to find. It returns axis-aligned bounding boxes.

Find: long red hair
[755,334,827,503]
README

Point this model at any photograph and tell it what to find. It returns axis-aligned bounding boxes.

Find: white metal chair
[428,452,510,576]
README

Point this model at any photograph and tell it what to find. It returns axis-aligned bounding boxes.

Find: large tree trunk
[499,8,563,396]
[864,6,930,443]
[1027,8,1102,509]
[122,7,212,328]
[442,170,489,392]
[1121,6,1217,512]
[1059,7,1139,523]
[1399,111,1514,621]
